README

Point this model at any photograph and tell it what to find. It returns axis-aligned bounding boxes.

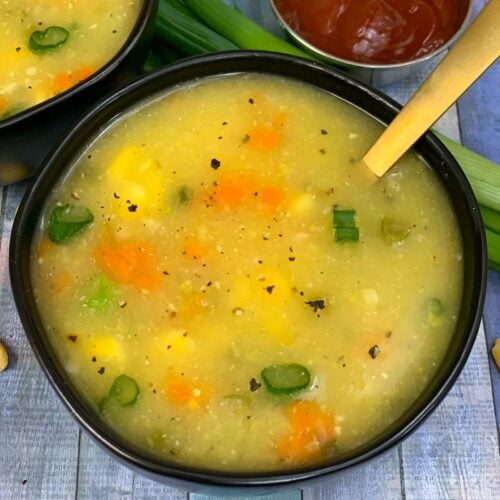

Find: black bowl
[10,52,487,495]
[0,0,158,185]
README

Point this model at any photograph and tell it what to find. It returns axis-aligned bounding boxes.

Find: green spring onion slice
[333,208,356,227]
[335,227,359,242]
[29,26,70,53]
[109,375,140,406]
[261,363,311,395]
[381,217,412,243]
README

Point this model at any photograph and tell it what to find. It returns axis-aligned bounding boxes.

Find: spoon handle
[362,0,500,177]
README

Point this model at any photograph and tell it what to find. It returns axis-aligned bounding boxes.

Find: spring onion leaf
[155,1,238,56]
[434,132,500,213]
[486,228,500,268]
[480,205,500,235]
[183,0,317,59]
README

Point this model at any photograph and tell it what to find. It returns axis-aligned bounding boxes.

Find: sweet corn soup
[31,74,463,472]
[0,0,140,121]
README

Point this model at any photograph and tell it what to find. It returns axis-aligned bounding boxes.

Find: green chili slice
[29,26,69,53]
[109,375,140,406]
[47,204,94,243]
[261,363,311,395]
[381,217,412,243]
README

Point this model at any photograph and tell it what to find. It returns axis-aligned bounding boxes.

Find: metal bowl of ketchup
[270,0,472,85]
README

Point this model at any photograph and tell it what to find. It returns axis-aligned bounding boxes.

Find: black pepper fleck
[265,285,275,294]
[67,335,77,343]
[249,378,261,392]
[369,345,380,359]
[321,129,328,135]
[305,299,325,312]
[248,98,254,104]
[127,204,138,212]
[210,158,221,170]
[98,367,105,374]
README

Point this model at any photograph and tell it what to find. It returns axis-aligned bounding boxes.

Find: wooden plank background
[1,1,499,499]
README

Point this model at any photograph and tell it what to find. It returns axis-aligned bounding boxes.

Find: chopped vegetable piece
[333,209,356,227]
[82,274,113,310]
[335,227,359,242]
[95,242,161,289]
[98,396,111,413]
[492,339,500,370]
[425,298,444,327]
[333,207,359,242]
[47,204,94,243]
[381,217,412,243]
[29,26,70,53]
[165,375,210,409]
[177,185,193,206]
[261,363,311,394]
[277,400,335,463]
[109,375,140,406]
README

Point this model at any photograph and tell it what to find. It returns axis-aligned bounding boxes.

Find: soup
[0,0,141,121]
[31,74,463,472]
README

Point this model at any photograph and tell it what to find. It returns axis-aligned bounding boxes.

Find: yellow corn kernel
[289,193,316,216]
[108,146,164,213]
[154,328,196,357]
[84,336,124,361]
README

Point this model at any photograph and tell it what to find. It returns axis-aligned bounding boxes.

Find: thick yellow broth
[31,74,463,472]
[0,0,140,120]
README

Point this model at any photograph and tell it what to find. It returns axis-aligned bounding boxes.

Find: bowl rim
[268,0,473,70]
[0,0,157,130]
[9,51,487,489]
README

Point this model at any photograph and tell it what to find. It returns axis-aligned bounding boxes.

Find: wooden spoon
[362,0,500,178]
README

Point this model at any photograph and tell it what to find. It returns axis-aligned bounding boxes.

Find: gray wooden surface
[1,1,499,499]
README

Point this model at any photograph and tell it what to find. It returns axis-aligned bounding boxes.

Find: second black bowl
[0,0,158,185]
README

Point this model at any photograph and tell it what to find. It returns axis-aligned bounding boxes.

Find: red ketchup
[274,0,466,64]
